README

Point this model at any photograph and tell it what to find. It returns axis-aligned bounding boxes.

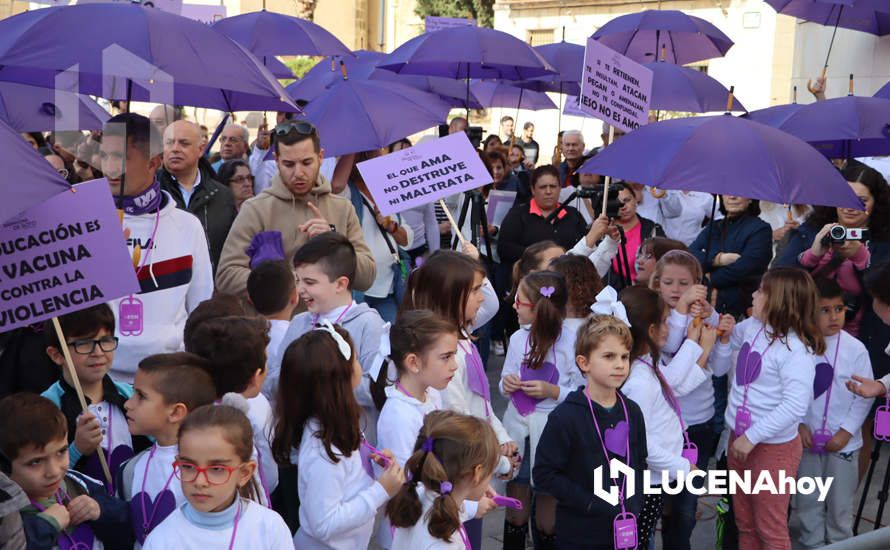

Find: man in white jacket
[100,113,214,382]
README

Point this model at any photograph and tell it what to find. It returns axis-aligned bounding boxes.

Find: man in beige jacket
[215,121,375,294]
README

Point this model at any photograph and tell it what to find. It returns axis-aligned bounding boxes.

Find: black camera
[823,226,869,246]
[437,124,484,149]
[576,184,622,218]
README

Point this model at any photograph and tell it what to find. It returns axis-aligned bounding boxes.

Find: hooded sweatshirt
[215,172,375,296]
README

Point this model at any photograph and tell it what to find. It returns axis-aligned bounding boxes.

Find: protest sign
[358,132,492,217]
[425,16,475,33]
[181,3,226,24]
[580,38,653,133]
[0,178,139,332]
[563,95,592,119]
[487,190,516,228]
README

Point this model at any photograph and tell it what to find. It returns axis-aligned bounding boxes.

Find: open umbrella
[0,4,296,112]
[212,10,352,58]
[646,62,746,113]
[592,10,734,65]
[578,113,862,209]
[0,117,71,223]
[297,79,451,157]
[514,41,584,96]
[264,56,294,79]
[0,81,110,132]
[469,81,557,110]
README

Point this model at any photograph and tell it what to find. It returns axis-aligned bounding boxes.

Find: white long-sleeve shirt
[803,330,874,453]
[569,234,617,279]
[498,325,576,412]
[622,356,692,484]
[725,318,817,446]
[356,190,415,298]
[246,394,278,497]
[661,190,722,246]
[391,485,467,550]
[635,188,682,232]
[377,386,443,467]
[294,419,390,550]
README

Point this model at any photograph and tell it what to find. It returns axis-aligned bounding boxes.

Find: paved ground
[478,354,890,549]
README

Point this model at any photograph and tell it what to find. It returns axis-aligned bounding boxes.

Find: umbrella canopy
[646,62,745,112]
[298,79,451,157]
[212,10,352,57]
[744,95,890,158]
[263,56,294,79]
[0,4,296,112]
[377,26,556,81]
[469,81,557,110]
[0,81,110,132]
[766,0,890,36]
[592,10,734,65]
[0,118,71,223]
[578,114,863,209]
[515,41,584,95]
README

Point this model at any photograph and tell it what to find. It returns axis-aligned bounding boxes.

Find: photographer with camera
[777,161,890,340]
[569,182,664,290]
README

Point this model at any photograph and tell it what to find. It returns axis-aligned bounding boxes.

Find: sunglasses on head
[273,120,317,137]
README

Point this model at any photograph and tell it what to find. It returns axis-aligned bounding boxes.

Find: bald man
[159,120,236,271]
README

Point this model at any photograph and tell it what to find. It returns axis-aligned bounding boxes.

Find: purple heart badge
[130,489,176,543]
[813,362,834,400]
[511,360,559,416]
[603,420,629,457]
[83,444,134,494]
[540,286,555,298]
[735,342,763,386]
[58,522,95,550]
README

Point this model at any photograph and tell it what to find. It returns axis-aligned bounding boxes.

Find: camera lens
[829,226,846,240]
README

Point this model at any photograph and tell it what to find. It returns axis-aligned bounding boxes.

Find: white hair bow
[590,286,631,327]
[314,319,352,361]
[368,322,392,381]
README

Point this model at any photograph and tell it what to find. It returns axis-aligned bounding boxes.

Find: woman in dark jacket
[689,195,772,318]
[776,160,890,378]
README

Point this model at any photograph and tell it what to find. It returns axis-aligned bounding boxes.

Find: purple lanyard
[140,445,176,536]
[312,303,352,326]
[584,389,631,515]
[458,338,490,418]
[641,358,691,448]
[30,488,90,550]
[227,500,242,550]
[395,380,415,400]
[818,337,843,433]
[740,327,767,411]
[458,524,471,549]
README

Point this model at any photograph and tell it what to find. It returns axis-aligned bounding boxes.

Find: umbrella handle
[725,86,735,113]
[601,126,615,214]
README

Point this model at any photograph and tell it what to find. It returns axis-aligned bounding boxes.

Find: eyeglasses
[173,460,244,485]
[66,336,119,355]
[230,174,254,184]
[57,168,69,179]
[273,120,317,137]
[514,296,535,309]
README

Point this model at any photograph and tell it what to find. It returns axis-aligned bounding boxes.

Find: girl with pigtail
[387,411,501,550]
[499,271,576,548]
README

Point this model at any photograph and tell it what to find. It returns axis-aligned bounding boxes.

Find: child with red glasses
[143,398,291,549]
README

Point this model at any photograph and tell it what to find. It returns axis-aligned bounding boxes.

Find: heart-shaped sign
[130,489,176,543]
[59,522,95,550]
[735,342,763,386]
[813,362,834,400]
[83,444,134,493]
[511,360,559,416]
[604,420,629,457]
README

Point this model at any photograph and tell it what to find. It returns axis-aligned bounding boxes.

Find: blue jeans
[364,294,398,324]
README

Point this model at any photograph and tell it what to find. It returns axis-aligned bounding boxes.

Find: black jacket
[534,388,648,548]
[497,201,588,266]
[159,158,236,273]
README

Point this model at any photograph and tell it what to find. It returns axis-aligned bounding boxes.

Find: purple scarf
[115,179,162,215]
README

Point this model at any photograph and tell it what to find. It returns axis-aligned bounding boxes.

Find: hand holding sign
[299,202,333,238]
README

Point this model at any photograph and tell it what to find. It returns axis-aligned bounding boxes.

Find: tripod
[451,189,494,263]
[854,439,890,533]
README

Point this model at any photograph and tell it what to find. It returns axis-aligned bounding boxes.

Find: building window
[527,29,555,47]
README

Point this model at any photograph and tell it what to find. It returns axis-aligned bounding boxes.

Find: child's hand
[846,375,887,398]
[475,487,497,518]
[74,412,102,456]
[462,243,480,260]
[377,459,405,497]
[373,449,395,469]
[688,301,704,320]
[826,429,853,453]
[717,314,735,344]
[730,435,755,463]
[798,424,813,449]
[677,284,707,315]
[43,503,70,530]
[520,381,558,400]
[500,441,519,458]
[696,325,718,368]
[686,317,703,343]
[502,374,522,395]
[67,495,100,526]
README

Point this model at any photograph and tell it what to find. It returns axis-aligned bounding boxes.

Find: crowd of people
[1,99,889,550]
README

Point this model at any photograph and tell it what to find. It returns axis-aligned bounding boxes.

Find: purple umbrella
[297,79,451,157]
[264,56,293,79]
[592,10,734,65]
[469,81,557,110]
[212,10,352,57]
[745,93,890,158]
[646,62,746,113]
[0,117,70,223]
[0,81,110,132]
[578,114,863,209]
[514,41,584,96]
[0,4,296,112]
[286,51,385,102]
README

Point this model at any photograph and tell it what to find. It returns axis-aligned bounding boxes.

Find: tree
[415,0,496,29]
